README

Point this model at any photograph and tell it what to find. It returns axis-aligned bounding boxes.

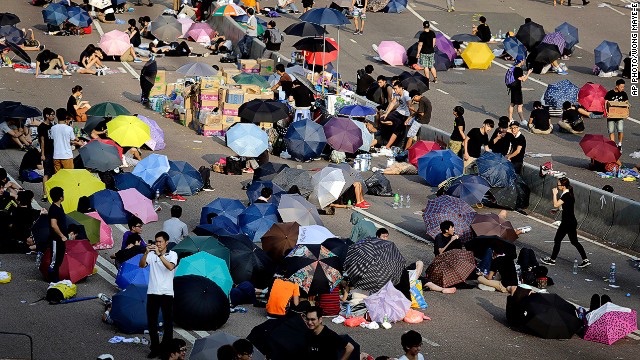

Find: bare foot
[442,287,457,294]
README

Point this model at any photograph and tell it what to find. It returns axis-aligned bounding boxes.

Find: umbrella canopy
[417,149,464,186]
[436,49,453,71]
[542,32,566,55]
[338,104,376,117]
[78,140,121,172]
[176,62,219,77]
[110,284,154,334]
[555,22,579,50]
[298,7,350,26]
[516,22,545,51]
[232,73,271,88]
[323,117,363,153]
[67,211,101,245]
[115,254,149,289]
[531,42,562,65]
[86,101,130,117]
[213,3,246,16]
[89,0,112,8]
[217,234,275,289]
[99,30,131,56]
[297,225,335,245]
[137,115,166,150]
[521,293,582,339]
[292,37,337,53]
[383,0,407,12]
[423,195,476,242]
[445,175,491,205]
[172,235,230,266]
[187,22,214,43]
[425,249,476,287]
[226,123,269,157]
[239,100,289,124]
[471,213,518,242]
[261,222,300,262]
[107,115,151,148]
[451,33,480,43]
[584,303,638,345]
[284,21,327,37]
[344,237,406,292]
[4,41,30,63]
[194,217,242,237]
[177,16,194,37]
[278,194,323,226]
[42,3,68,26]
[282,243,343,294]
[351,120,374,152]
[0,25,24,45]
[200,198,246,224]
[285,119,327,162]
[578,82,607,113]
[544,79,579,109]
[253,162,290,182]
[377,41,407,66]
[476,151,516,188]
[176,252,233,295]
[4,104,41,119]
[191,332,266,360]
[0,13,20,26]
[90,189,129,225]
[399,71,430,93]
[436,33,457,61]
[239,203,279,242]
[312,166,349,208]
[149,15,182,42]
[304,37,339,66]
[247,180,285,205]
[45,169,106,213]
[503,36,527,61]
[579,134,621,163]
[167,160,203,196]
[594,40,623,73]
[39,239,98,283]
[132,154,170,186]
[273,168,314,197]
[461,42,495,70]
[114,173,154,199]
[85,211,114,250]
[408,140,441,166]
[465,235,517,259]
[31,215,84,249]
[174,275,230,330]
[118,188,157,224]
[248,316,308,359]
[67,6,92,28]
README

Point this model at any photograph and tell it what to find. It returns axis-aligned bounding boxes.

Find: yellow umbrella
[107,115,151,148]
[45,169,106,213]
[461,42,495,70]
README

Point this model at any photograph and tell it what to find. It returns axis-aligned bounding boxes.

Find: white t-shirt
[394,90,412,117]
[145,250,178,296]
[162,217,188,244]
[399,354,424,360]
[50,123,75,160]
[247,15,258,37]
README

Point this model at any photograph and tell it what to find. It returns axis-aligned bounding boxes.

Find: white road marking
[509,7,516,10]
[194,331,210,337]
[574,45,583,50]
[95,266,116,284]
[598,2,627,14]
[96,255,118,275]
[628,333,640,340]
[436,88,449,95]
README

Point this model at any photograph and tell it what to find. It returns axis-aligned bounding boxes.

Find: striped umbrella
[542,32,566,55]
[344,237,406,292]
[423,195,476,243]
[425,249,476,288]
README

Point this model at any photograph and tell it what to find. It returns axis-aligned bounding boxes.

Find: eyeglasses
[134,224,143,228]
[179,347,188,352]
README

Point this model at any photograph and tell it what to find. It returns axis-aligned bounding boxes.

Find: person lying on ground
[35,49,71,76]
[206,36,231,54]
[149,40,208,57]
[0,118,32,150]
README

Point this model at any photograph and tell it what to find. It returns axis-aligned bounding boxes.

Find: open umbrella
[579,134,621,163]
[137,115,166,150]
[594,40,622,73]
[107,115,151,148]
[312,166,349,208]
[417,149,464,186]
[584,303,638,345]
[172,235,230,265]
[476,151,517,188]
[284,22,327,37]
[213,3,246,16]
[192,332,266,360]
[99,30,131,56]
[542,32,566,55]
[90,189,128,225]
[67,6,92,28]
[177,16,194,37]
[285,119,327,162]
[115,254,149,288]
[0,12,20,26]
[176,252,233,295]
[278,194,323,226]
[239,100,289,124]
[78,140,121,172]
[114,173,154,199]
[399,71,430,93]
[555,22,579,50]
[383,0,407,12]
[31,215,85,250]
[39,239,98,283]
[167,160,202,196]
[298,7,350,26]
[377,41,407,66]
[200,198,246,224]
[248,316,308,359]
[174,275,230,331]
[5,42,30,63]
[465,235,517,259]
[187,22,214,43]
[5,104,41,119]
[194,216,242,237]
[239,203,279,242]
[149,15,182,42]
[247,180,285,205]
[578,82,607,113]
[531,42,562,65]
[226,123,269,157]
[423,195,476,242]
[233,73,271,88]
[436,33,456,61]
[338,104,376,117]
[118,188,157,224]
[544,79,579,109]
[282,243,343,294]
[344,237,406,292]
[261,222,300,262]
[521,293,582,339]
[217,234,275,289]
[352,120,374,152]
[503,36,527,61]
[425,249,476,288]
[408,140,441,166]
[176,62,218,77]
[67,211,101,245]
[451,33,480,43]
[85,211,113,250]
[471,213,518,242]
[110,284,154,334]
[435,49,453,72]
[445,175,491,205]
[323,117,363,153]
[253,162,290,182]
[304,37,339,66]
[272,168,314,197]
[42,3,68,26]
[86,101,130,117]
[516,22,545,51]
[45,169,106,213]
[292,37,337,53]
[0,25,24,45]
[461,42,495,70]
[297,225,335,245]
[132,154,170,186]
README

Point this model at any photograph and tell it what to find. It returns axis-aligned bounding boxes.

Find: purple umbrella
[542,32,565,56]
[436,33,456,61]
[137,115,165,151]
[323,117,363,153]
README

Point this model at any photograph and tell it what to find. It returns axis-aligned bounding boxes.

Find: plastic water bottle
[35,252,42,267]
[498,29,503,39]
[155,190,160,206]
[383,313,389,323]
[399,195,404,208]
[609,263,616,285]
[347,200,352,207]
[346,303,352,318]
[393,193,399,209]
[515,264,522,284]
[573,259,578,274]
[405,195,411,209]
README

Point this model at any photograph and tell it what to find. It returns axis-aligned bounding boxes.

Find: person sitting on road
[433,220,463,256]
[557,101,585,134]
[277,0,301,13]
[472,16,491,42]
[528,101,552,134]
[476,251,519,293]
[126,19,142,48]
[254,187,273,203]
[400,330,426,360]
[78,45,107,76]
[350,212,377,242]
[138,16,154,39]
[265,274,301,318]
[0,118,32,151]
[149,40,207,57]
[35,49,71,76]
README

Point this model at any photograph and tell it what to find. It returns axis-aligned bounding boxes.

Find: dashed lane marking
[436,88,449,95]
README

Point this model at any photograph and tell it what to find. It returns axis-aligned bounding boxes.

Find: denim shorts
[607,118,624,134]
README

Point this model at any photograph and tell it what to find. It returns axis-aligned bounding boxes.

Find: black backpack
[198,166,211,188]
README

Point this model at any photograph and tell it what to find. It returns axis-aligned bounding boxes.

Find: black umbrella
[0,101,20,120]
[32,215,87,251]
[435,49,453,71]
[78,140,122,172]
[7,104,41,119]
[0,25,24,45]
[284,22,328,37]
[238,99,290,124]
[292,37,338,53]
[530,43,562,65]
[272,168,314,197]
[464,235,517,260]
[247,316,308,360]
[173,275,230,331]
[83,116,109,135]
[0,13,20,26]
[406,42,418,58]
[191,332,266,360]
[399,71,429,93]
[253,162,290,182]
[521,293,582,339]
[451,33,480,43]
[344,237,406,292]
[516,22,545,51]
[7,42,30,63]
[216,234,276,289]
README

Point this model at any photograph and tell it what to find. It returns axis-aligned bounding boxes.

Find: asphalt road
[0,1,639,359]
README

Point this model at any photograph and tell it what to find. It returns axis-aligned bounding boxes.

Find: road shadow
[202,153,228,165]
[122,91,140,104]
[459,101,501,119]
[475,296,508,325]
[552,155,588,169]
[567,65,594,76]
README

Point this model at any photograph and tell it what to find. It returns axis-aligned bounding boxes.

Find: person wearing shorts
[351,0,368,35]
[380,82,411,148]
[417,21,437,83]
[405,90,432,149]
[604,79,629,151]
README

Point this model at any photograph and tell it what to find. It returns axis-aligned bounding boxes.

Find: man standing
[51,108,82,173]
[48,187,67,282]
[305,306,354,360]
[38,108,55,201]
[508,61,533,124]
[405,90,433,149]
[139,231,177,359]
[162,206,188,247]
[463,119,494,173]
[263,21,283,52]
[506,122,526,174]
[489,117,512,156]
[416,21,437,83]
[380,82,411,149]
[351,0,368,35]
[604,79,629,151]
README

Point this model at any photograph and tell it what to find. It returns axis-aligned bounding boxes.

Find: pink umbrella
[378,41,407,66]
[118,188,158,224]
[99,30,131,56]
[585,303,637,345]
[177,17,194,38]
[187,22,214,43]
[436,33,457,61]
[86,211,114,250]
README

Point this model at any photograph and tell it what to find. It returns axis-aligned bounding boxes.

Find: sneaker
[517,226,531,233]
[557,70,568,75]
[371,167,380,172]
[578,259,591,268]
[447,8,452,12]
[478,284,496,291]
[354,201,370,209]
[451,6,455,11]
[362,200,371,206]
[540,257,556,265]
[41,195,48,202]
[133,58,143,63]
[202,186,215,192]
[617,144,622,151]
[353,30,360,35]
[62,70,72,76]
[170,194,186,202]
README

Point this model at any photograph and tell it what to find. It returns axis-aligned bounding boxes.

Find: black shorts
[43,157,55,177]
[510,89,523,105]
[386,111,408,136]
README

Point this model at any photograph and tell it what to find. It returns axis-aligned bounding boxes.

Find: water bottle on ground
[498,29,503,39]
[609,263,616,285]
[573,259,578,274]
[346,303,352,318]
[35,252,42,267]
[393,193,399,209]
[405,194,411,208]
[155,190,160,206]
[383,313,389,323]
[399,195,404,208]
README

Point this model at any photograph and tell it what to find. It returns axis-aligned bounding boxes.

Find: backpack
[267,28,284,45]
[505,67,516,87]
[198,165,211,188]
[19,170,43,183]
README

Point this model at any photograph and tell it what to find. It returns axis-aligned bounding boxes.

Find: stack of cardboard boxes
[150,70,167,97]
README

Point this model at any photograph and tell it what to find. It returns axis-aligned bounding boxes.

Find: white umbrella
[278,194,323,227]
[297,225,335,245]
[312,166,349,208]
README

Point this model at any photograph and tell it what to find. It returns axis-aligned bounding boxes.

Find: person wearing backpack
[263,21,283,51]
[507,60,532,124]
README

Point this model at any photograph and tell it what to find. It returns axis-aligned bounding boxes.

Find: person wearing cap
[506,121,526,174]
[416,21,437,83]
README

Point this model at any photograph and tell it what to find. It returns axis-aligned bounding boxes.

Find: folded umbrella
[476,151,517,188]
[516,22,545,51]
[0,25,24,45]
[337,104,376,117]
[191,332,266,360]
[377,41,407,66]
[149,15,182,42]
[417,149,463,186]
[0,12,20,26]
[78,140,121,172]
[174,275,230,331]
[110,284,154,334]
[323,117,363,153]
[67,7,92,28]
[579,134,621,163]
[217,234,275,289]
[239,100,289,124]
[471,213,518,242]
[408,140,441,166]
[446,174,491,205]
[298,7,350,26]
[167,160,203,196]
[45,169,106,213]
[90,189,129,225]
[284,22,327,37]
[176,62,218,77]
[176,252,233,295]
[282,243,343,295]
[594,40,623,73]
[521,293,582,339]
[399,71,429,93]
[465,235,517,259]
[555,22,579,50]
[194,216,242,237]
[451,33,480,43]
[114,173,154,199]
[115,254,149,289]
[423,195,476,243]
[200,198,246,224]
[38,239,98,283]
[239,203,279,242]
[42,3,69,26]
[246,180,285,205]
[261,222,300,262]
[425,249,476,288]
[578,82,607,113]
[118,188,157,224]
[132,154,170,186]
[187,22,214,43]
[253,162,290,182]
[85,211,114,250]
[584,303,638,345]
[272,168,314,197]
[226,123,269,158]
[99,30,131,56]
[86,101,130,117]
[278,194,323,226]
[461,42,495,70]
[345,237,406,292]
[503,36,527,61]
[285,119,327,162]
[137,115,165,150]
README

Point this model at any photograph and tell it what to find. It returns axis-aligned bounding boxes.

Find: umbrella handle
[57,296,99,304]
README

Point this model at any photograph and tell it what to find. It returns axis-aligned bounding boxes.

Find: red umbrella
[408,140,442,166]
[304,37,338,66]
[579,134,621,163]
[39,239,99,283]
[578,82,607,113]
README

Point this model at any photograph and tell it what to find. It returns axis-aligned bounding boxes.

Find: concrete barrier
[607,196,640,251]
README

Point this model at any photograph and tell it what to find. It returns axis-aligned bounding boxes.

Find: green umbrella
[175,252,233,295]
[67,211,101,245]
[232,73,270,88]
[172,235,230,267]
[86,102,131,118]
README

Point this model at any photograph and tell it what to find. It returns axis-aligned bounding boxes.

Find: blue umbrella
[555,22,579,50]
[434,49,452,72]
[90,189,129,225]
[42,3,69,26]
[112,0,127,5]
[167,160,203,196]
[151,172,173,196]
[67,7,92,28]
[226,123,269,157]
[194,216,242,237]
[445,175,491,205]
[476,152,516,188]
[417,149,463,186]
[200,198,246,225]
[503,37,527,62]
[238,203,279,242]
[0,25,24,45]
[132,154,170,186]
[285,119,327,162]
[110,284,161,334]
[298,7,350,26]
[115,254,148,289]
[338,104,376,117]
[384,0,407,13]
[594,40,623,73]
[543,79,579,108]
[246,180,286,205]
[114,173,154,199]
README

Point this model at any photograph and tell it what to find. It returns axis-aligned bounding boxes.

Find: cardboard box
[221,115,241,127]
[243,90,276,103]
[201,100,219,108]
[222,102,241,116]
[200,76,224,90]
[203,113,222,126]
[258,58,275,76]
[241,84,262,94]
[239,59,260,73]
[154,70,166,84]
[202,124,226,137]
[200,90,219,102]
[166,82,185,96]
[226,89,245,104]
[149,84,167,98]
[222,68,242,83]
[260,122,273,130]
[607,101,630,118]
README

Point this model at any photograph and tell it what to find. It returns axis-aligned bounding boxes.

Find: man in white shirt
[380,82,412,149]
[50,108,82,173]
[162,205,188,247]
[246,8,258,37]
[139,231,177,359]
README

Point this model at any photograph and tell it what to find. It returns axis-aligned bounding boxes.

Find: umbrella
[248,316,308,359]
[417,149,464,186]
[423,195,476,242]
[132,154,170,186]
[261,222,300,262]
[304,37,339,66]
[45,169,106,213]
[555,22,579,50]
[377,41,407,66]
[226,123,269,158]
[0,13,20,26]
[200,198,246,225]
[233,73,271,88]
[383,0,407,12]
[272,168,314,197]
[425,249,476,287]
[67,7,92,28]
[137,115,166,151]
[352,120,374,152]
[408,140,441,166]
[5,104,41,119]
[451,33,480,43]
[247,180,285,204]
[544,79,579,109]
[436,33,457,61]
[194,217,242,237]
[278,194,323,226]
[118,188,157,224]
[292,37,337,53]
[0,25,24,45]
[110,284,153,334]
[167,160,203,196]
[114,173,154,199]
[177,16,194,37]
[115,254,149,288]
[284,22,327,37]
[238,203,279,242]
[344,237,406,292]
[85,211,114,250]
[42,3,68,26]
[445,175,491,205]
[191,332,266,360]
[38,239,98,283]
[31,215,84,250]
[312,166,349,208]
[490,176,530,211]
[88,0,112,8]
[542,32,566,56]
[503,36,527,61]
[579,134,621,163]
[407,41,419,60]
[338,104,376,117]
[213,3,246,16]
[291,71,318,94]
[461,42,495,70]
[521,293,582,339]
[584,303,638,345]
[67,211,101,245]
[285,119,327,162]
[578,82,607,113]
[99,30,131,56]
[323,117,363,153]
[149,15,182,42]
[297,225,335,245]
[594,40,623,73]
[239,100,289,124]
[86,101,130,117]
[476,151,517,188]
[187,22,214,43]
[465,235,517,259]
[172,235,230,265]
[5,42,30,63]
[282,243,343,294]
[531,42,562,65]
[434,49,453,72]
[399,71,430,93]
[516,22,545,51]
[176,252,233,295]
[174,275,230,331]
[298,7,350,26]
[89,189,128,225]
[217,234,275,289]
[176,62,218,77]
[107,115,151,148]
[78,140,121,172]
[471,213,518,242]
[253,162,290,182]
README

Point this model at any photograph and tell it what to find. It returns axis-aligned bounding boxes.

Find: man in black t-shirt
[305,306,353,360]
[356,65,375,96]
[472,16,491,42]
[289,80,314,108]
[448,106,465,156]
[604,79,629,151]
[38,107,55,201]
[48,187,68,282]
[433,220,462,256]
[508,62,532,124]
[35,49,70,77]
[528,101,552,134]
[416,21,437,83]
[506,122,526,174]
[463,119,494,173]
[489,116,513,156]
[558,101,584,134]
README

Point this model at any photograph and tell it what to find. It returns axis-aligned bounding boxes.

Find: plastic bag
[365,172,393,197]
[403,309,429,324]
[410,282,428,309]
[344,316,367,327]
